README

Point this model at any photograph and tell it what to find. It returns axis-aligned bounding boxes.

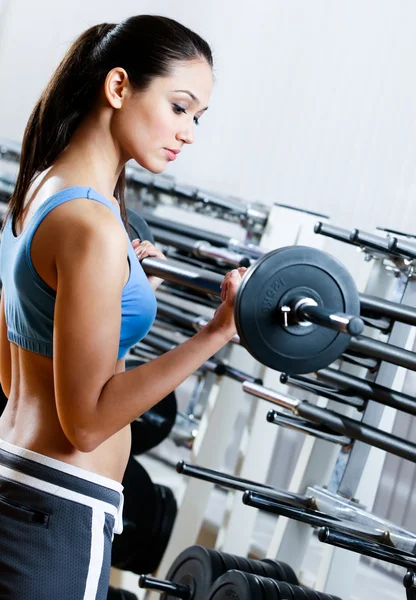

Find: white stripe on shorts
[83,507,106,600]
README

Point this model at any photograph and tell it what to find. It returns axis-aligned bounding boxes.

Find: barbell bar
[280,373,365,410]
[315,367,416,416]
[318,526,416,571]
[142,210,265,259]
[266,410,352,446]
[388,237,416,261]
[175,461,314,508]
[242,490,416,571]
[151,226,251,268]
[242,380,416,462]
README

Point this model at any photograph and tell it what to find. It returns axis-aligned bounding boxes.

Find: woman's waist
[0,409,131,484]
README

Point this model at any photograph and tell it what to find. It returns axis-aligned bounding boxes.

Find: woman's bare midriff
[0,345,131,484]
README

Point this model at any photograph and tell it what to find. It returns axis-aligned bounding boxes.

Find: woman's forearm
[87,323,232,449]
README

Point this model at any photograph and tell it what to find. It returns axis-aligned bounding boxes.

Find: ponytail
[5,23,128,230]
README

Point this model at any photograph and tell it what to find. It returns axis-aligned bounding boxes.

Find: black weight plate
[292,584,311,600]
[218,553,271,579]
[233,555,259,574]
[216,550,241,572]
[268,577,284,599]
[258,574,279,599]
[280,562,299,585]
[208,570,264,600]
[300,588,321,600]
[247,573,268,600]
[127,208,155,244]
[165,545,224,600]
[111,458,175,575]
[260,558,287,581]
[209,549,234,577]
[262,558,299,584]
[246,558,270,578]
[111,457,157,573]
[289,583,310,600]
[274,580,296,599]
[148,484,177,575]
[234,246,360,374]
[317,590,343,600]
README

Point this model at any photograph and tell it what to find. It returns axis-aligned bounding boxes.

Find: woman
[0,15,244,599]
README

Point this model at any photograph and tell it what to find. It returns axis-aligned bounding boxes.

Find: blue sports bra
[0,186,157,360]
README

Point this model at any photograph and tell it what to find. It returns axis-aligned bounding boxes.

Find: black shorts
[0,438,124,600]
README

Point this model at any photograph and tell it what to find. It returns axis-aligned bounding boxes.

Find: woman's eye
[173,104,200,126]
[173,103,186,115]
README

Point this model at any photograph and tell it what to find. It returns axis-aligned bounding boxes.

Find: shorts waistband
[0,438,123,493]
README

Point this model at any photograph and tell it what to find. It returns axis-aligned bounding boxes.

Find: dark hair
[6,15,213,230]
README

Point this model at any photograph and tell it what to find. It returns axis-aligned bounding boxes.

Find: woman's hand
[131,238,167,291]
[209,267,247,339]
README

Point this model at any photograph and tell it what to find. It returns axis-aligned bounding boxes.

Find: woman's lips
[164,148,180,161]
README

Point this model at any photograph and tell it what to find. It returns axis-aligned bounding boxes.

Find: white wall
[1,0,416,273]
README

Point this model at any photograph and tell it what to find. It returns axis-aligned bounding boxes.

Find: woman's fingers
[133,240,167,261]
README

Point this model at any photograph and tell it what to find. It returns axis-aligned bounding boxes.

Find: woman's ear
[103,67,130,109]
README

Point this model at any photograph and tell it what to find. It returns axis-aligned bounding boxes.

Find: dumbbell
[208,570,343,600]
[138,544,298,599]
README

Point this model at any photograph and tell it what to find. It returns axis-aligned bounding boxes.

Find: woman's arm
[53,200,238,453]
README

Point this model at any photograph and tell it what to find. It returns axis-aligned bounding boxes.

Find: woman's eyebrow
[174,89,199,103]
[174,90,208,112]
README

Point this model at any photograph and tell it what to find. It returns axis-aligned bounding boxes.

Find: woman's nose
[177,125,194,145]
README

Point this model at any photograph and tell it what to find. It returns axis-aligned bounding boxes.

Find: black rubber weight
[111,457,176,575]
[259,574,279,599]
[215,549,242,573]
[262,557,299,584]
[207,570,265,600]
[234,246,361,374]
[164,545,224,600]
[215,550,298,584]
[233,554,261,575]
[127,208,155,244]
[258,576,344,600]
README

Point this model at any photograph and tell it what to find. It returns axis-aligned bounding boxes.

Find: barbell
[128,210,364,374]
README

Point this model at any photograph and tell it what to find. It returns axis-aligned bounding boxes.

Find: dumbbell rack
[148,214,416,599]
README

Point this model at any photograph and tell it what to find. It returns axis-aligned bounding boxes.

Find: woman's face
[112,59,213,172]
